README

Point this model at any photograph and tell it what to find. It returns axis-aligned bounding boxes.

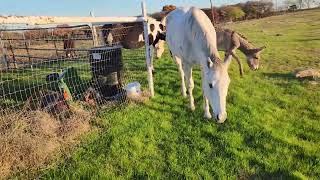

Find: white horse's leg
[203,98,212,119]
[201,67,212,119]
[174,56,187,97]
[183,64,195,111]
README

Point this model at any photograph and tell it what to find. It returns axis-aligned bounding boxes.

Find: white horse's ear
[224,55,233,68]
[259,46,266,51]
[251,46,266,53]
[207,57,214,68]
[261,45,266,49]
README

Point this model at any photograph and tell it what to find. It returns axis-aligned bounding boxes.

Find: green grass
[0,60,92,107]
[37,9,320,179]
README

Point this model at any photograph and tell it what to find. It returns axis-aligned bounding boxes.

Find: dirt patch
[309,81,319,85]
[0,104,92,178]
[293,68,320,80]
[126,90,151,104]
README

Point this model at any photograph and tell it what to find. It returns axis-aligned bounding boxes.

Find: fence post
[22,32,33,70]
[90,11,100,47]
[141,1,154,97]
[9,43,18,69]
[52,30,60,58]
[0,32,9,70]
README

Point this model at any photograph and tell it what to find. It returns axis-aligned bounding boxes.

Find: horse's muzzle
[250,63,259,70]
[216,114,227,124]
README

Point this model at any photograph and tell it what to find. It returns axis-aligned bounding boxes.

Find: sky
[0,0,247,17]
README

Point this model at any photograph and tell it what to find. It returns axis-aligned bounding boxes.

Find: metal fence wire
[0,23,148,117]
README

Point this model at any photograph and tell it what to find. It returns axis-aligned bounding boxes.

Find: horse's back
[216,29,232,51]
[166,7,219,62]
[166,7,191,59]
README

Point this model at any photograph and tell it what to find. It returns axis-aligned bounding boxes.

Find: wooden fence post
[22,32,33,70]
[0,32,9,70]
[142,1,154,97]
[90,11,100,47]
[9,42,18,69]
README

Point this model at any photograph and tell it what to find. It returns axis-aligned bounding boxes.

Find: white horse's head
[204,56,232,123]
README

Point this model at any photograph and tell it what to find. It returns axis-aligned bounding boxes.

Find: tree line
[162,1,274,23]
[159,1,319,24]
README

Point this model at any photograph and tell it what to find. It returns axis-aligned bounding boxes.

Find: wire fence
[0,22,148,117]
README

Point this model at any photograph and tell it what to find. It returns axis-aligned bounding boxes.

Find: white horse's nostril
[216,114,227,124]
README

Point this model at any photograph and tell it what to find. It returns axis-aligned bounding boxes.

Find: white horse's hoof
[182,92,187,97]
[181,88,187,97]
[204,113,212,119]
[190,105,195,111]
[217,119,227,124]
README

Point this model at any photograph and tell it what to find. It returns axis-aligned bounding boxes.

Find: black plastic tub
[89,46,126,101]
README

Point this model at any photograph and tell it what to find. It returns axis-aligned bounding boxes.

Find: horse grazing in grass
[216,28,266,76]
[163,7,233,123]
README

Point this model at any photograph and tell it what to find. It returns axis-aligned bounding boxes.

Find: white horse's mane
[186,7,221,63]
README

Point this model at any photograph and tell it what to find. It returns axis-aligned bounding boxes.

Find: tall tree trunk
[307,0,311,8]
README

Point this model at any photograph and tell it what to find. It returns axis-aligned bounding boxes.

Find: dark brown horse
[63,34,76,58]
[101,22,142,47]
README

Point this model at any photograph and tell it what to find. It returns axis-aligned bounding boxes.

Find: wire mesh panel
[0,23,148,116]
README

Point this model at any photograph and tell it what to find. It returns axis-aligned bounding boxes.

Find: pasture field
[31,9,320,179]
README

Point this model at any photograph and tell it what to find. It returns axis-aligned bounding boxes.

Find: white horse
[165,7,232,123]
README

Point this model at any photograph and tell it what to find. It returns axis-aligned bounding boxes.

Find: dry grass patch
[0,105,92,178]
[126,90,151,104]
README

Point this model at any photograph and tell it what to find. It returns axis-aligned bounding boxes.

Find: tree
[241,2,258,19]
[285,0,317,9]
[201,7,220,24]
[211,7,220,24]
[298,0,304,8]
[162,5,176,12]
[305,0,315,8]
[241,1,274,19]
[223,6,245,21]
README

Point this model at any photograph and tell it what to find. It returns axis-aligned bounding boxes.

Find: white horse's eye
[209,83,213,88]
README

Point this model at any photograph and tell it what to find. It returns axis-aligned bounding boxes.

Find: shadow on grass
[297,38,320,42]
[247,169,296,180]
[263,72,318,85]
[262,72,296,80]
